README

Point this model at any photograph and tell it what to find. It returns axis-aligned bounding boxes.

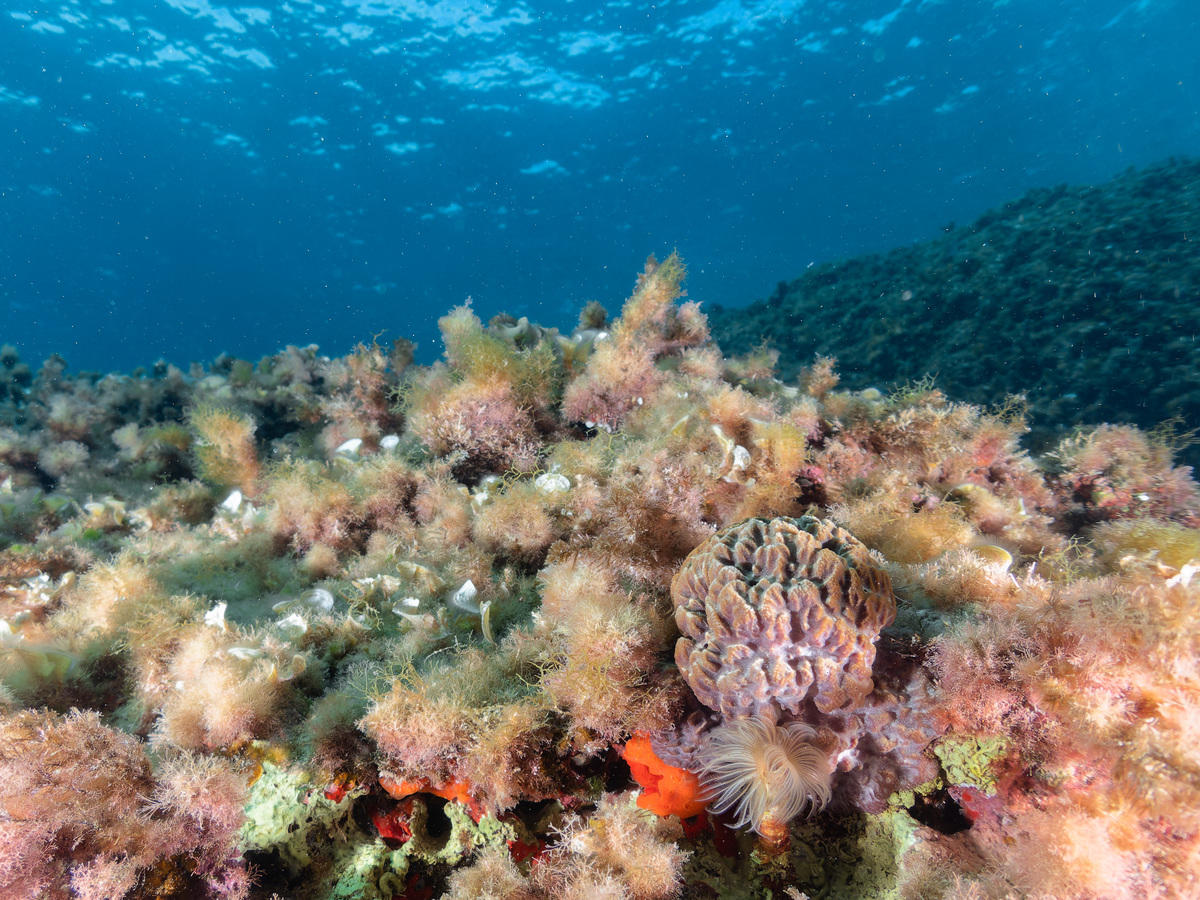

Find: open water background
[1,0,1198,371]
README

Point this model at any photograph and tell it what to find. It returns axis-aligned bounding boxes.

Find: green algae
[239,761,520,899]
[434,802,518,863]
[239,762,355,874]
[238,763,408,900]
[680,801,926,900]
[147,530,307,618]
[330,840,409,900]
[787,807,922,900]
[933,733,1010,793]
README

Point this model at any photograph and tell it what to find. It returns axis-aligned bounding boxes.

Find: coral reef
[672,516,895,721]
[1,251,1197,898]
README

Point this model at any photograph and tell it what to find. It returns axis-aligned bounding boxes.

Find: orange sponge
[379,775,484,820]
[621,732,706,819]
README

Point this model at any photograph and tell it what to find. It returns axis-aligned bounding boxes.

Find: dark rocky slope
[709,158,1200,455]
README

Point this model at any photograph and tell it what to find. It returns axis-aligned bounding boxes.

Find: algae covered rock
[239,761,521,899]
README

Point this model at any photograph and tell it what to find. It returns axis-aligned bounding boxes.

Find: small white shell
[269,654,308,683]
[972,544,1013,573]
[276,612,309,639]
[534,472,571,494]
[450,579,479,614]
[203,602,228,631]
[479,599,495,644]
[1167,563,1198,588]
[301,588,335,612]
[228,646,264,660]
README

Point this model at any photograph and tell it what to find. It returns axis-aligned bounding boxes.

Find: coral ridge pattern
[673,516,895,720]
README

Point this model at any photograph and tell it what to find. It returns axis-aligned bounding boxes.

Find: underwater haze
[2,0,1198,371]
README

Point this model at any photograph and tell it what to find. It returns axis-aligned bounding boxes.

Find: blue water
[2,0,1198,372]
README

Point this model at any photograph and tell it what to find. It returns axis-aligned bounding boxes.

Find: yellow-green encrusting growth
[933,734,1011,794]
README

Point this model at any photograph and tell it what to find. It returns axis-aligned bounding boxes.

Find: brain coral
[672,516,895,721]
